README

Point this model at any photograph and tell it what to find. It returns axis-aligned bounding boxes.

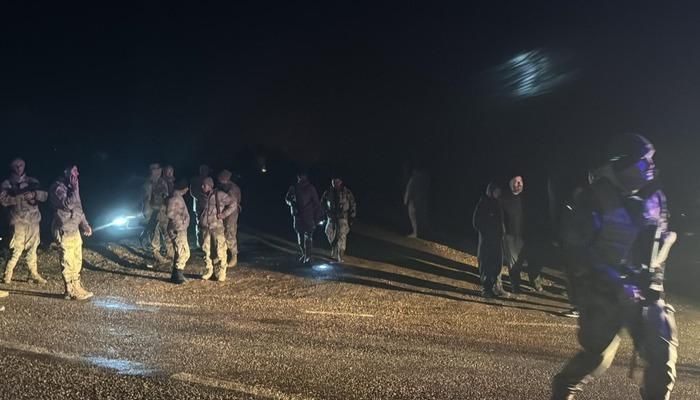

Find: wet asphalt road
[1,224,699,400]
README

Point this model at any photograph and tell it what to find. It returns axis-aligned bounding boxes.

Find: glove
[622,283,644,304]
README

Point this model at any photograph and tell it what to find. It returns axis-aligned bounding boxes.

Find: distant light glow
[493,49,576,98]
[261,166,268,173]
[112,217,129,226]
[94,213,139,232]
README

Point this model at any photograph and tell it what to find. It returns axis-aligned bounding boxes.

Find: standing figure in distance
[49,165,94,300]
[285,172,322,264]
[190,165,211,249]
[199,177,236,281]
[166,179,191,284]
[472,182,509,298]
[141,163,172,264]
[217,169,242,268]
[404,167,431,238]
[163,165,176,195]
[321,178,356,262]
[1,158,49,284]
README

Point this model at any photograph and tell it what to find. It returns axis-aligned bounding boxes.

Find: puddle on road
[86,356,154,375]
[91,298,154,312]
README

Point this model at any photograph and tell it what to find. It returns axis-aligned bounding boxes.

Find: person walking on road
[321,178,356,263]
[285,172,322,264]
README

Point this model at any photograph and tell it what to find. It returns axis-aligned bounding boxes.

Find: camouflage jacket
[189,175,210,209]
[0,174,48,225]
[163,176,175,196]
[218,180,242,214]
[143,177,169,216]
[321,187,356,221]
[49,179,89,235]
[166,192,190,232]
[199,190,236,230]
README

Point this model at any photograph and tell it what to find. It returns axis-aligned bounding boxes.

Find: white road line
[303,310,375,318]
[505,322,578,329]
[171,372,315,400]
[135,301,196,309]
[0,340,152,374]
[0,340,80,362]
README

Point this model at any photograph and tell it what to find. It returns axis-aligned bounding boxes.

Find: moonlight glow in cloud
[494,49,576,98]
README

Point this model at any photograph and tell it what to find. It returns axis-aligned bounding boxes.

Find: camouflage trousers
[325,218,350,253]
[4,223,41,280]
[147,208,173,259]
[168,230,190,271]
[224,212,239,255]
[57,231,84,283]
[201,226,227,268]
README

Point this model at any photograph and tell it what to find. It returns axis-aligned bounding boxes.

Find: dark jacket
[473,196,504,240]
[285,179,322,233]
[500,192,524,238]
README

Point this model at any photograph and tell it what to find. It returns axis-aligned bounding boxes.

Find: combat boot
[217,266,227,282]
[551,376,579,400]
[30,273,48,284]
[74,280,94,300]
[29,265,47,284]
[201,263,214,280]
[171,269,186,284]
[3,267,14,284]
[228,253,238,268]
[64,280,92,301]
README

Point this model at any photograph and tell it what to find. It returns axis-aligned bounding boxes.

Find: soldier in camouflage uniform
[199,177,237,281]
[190,164,211,248]
[217,169,242,267]
[49,165,94,300]
[142,163,172,264]
[321,178,357,262]
[1,158,49,284]
[163,165,176,195]
[166,179,190,284]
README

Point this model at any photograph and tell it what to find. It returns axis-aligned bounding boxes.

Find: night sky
[1,2,699,228]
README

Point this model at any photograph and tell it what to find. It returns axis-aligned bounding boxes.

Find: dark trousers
[552,284,677,399]
[477,235,502,293]
[504,234,542,289]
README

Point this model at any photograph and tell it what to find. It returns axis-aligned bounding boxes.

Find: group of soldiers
[286,173,357,264]
[140,163,242,284]
[0,159,94,300]
[0,135,679,399]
